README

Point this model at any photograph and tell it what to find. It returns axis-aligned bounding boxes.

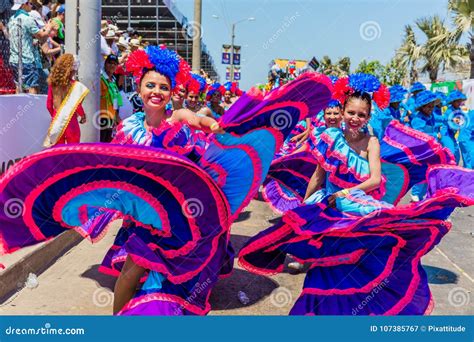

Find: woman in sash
[43,53,89,147]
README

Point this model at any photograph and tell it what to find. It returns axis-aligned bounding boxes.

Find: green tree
[355,59,385,78]
[318,56,335,75]
[317,55,351,76]
[396,25,422,83]
[381,57,408,85]
[416,15,468,82]
[336,56,351,75]
[447,0,473,78]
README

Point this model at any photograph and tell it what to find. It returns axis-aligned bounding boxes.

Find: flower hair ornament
[206,83,226,101]
[224,81,243,96]
[125,45,190,91]
[326,99,342,109]
[333,73,390,110]
[186,73,207,95]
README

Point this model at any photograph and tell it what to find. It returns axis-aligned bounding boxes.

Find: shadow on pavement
[81,264,116,291]
[268,217,281,225]
[210,268,278,310]
[230,234,251,253]
[424,265,459,284]
[234,211,251,223]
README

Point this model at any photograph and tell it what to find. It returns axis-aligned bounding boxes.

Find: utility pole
[192,0,201,72]
[230,23,235,82]
[65,0,101,142]
[127,0,131,31]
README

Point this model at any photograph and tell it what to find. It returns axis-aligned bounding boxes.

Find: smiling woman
[238,73,474,316]
[0,57,333,316]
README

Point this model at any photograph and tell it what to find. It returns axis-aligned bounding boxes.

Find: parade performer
[203,83,226,119]
[402,81,426,124]
[239,73,471,316]
[223,81,243,110]
[433,91,447,132]
[369,85,407,140]
[184,73,207,113]
[0,50,333,317]
[262,99,343,214]
[410,90,442,201]
[439,90,465,164]
[170,83,187,111]
[43,54,89,147]
[386,85,407,121]
[459,108,474,169]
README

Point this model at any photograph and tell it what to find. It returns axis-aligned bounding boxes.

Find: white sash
[43,81,89,147]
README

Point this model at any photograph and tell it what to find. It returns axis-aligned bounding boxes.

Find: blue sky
[175,0,458,89]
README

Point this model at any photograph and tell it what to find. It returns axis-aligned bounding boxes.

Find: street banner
[222,44,231,64]
[234,67,241,80]
[233,45,241,65]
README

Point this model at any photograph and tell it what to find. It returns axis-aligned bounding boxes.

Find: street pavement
[0,196,472,315]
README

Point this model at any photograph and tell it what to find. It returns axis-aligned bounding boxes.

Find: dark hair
[344,91,372,114]
[138,68,171,89]
[105,54,119,64]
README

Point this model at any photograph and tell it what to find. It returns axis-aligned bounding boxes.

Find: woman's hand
[327,190,348,207]
[290,130,309,144]
[210,122,225,134]
[79,116,87,124]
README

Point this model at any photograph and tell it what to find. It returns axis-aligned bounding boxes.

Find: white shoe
[411,195,420,202]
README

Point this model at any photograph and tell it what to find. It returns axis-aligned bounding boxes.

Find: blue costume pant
[440,134,461,164]
[412,182,427,200]
[459,140,473,169]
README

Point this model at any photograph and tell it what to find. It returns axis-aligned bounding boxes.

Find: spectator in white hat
[129,38,141,52]
[100,20,112,60]
[105,28,119,55]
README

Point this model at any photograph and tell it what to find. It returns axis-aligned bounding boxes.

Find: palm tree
[336,57,351,76]
[448,0,473,78]
[318,56,334,75]
[416,15,468,82]
[396,25,422,83]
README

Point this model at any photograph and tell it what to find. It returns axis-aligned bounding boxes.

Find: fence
[0,7,15,94]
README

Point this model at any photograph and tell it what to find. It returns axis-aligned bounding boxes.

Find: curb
[0,230,83,303]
